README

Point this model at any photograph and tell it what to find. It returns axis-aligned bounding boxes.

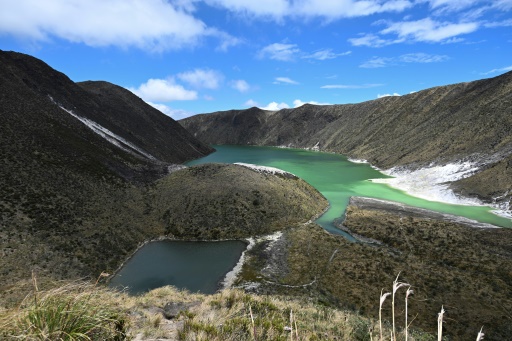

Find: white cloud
[207,0,413,19]
[381,18,479,42]
[360,53,449,68]
[260,101,290,111]
[349,18,479,47]
[259,44,352,62]
[177,69,223,89]
[0,0,227,51]
[292,0,413,19]
[492,0,512,11]
[205,0,289,18]
[348,33,398,47]
[212,29,243,51]
[247,99,330,109]
[146,101,194,119]
[231,80,251,92]
[484,19,512,28]
[400,52,449,63]
[274,77,299,85]
[258,43,300,61]
[244,99,259,107]
[129,78,197,102]
[424,0,480,13]
[360,57,392,68]
[377,93,401,98]
[321,83,383,89]
[293,99,330,107]
[302,49,352,60]
[481,65,512,75]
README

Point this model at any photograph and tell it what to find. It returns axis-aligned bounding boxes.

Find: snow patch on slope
[235,162,297,178]
[372,161,512,218]
[51,96,156,160]
[372,162,482,206]
[222,231,283,290]
[347,158,369,164]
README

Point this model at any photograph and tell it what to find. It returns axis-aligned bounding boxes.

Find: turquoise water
[187,145,512,231]
[109,240,247,294]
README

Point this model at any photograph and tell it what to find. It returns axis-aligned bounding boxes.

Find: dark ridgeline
[0,50,212,288]
[180,71,512,210]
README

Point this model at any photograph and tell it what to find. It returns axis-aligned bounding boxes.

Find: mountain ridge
[0,49,213,286]
[180,71,512,212]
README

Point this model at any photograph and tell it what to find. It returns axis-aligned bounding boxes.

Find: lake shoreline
[204,144,511,226]
[107,236,250,291]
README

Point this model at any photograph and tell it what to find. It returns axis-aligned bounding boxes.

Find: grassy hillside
[0,162,326,304]
[149,163,327,239]
[0,50,209,292]
[232,199,512,340]
[2,280,438,340]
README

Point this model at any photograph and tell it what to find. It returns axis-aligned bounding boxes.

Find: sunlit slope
[150,163,328,239]
[181,71,512,211]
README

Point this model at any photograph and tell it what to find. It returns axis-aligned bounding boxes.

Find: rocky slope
[180,72,512,211]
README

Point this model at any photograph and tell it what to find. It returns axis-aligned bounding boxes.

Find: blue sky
[1,0,511,119]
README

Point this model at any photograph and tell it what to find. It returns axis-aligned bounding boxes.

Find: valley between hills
[1,50,511,340]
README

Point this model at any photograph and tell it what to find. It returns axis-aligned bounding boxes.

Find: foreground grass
[1,280,438,341]
[0,281,128,340]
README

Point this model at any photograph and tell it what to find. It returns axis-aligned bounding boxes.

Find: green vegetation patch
[235,207,512,340]
[1,281,128,341]
[149,163,328,239]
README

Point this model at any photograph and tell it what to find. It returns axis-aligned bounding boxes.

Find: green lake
[111,145,510,295]
[187,145,512,230]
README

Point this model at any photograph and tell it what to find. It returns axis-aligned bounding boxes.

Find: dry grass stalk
[379,289,391,341]
[294,314,299,341]
[437,306,445,341]
[405,287,413,341]
[476,326,484,341]
[31,270,39,306]
[392,273,409,341]
[249,304,258,341]
[290,309,293,341]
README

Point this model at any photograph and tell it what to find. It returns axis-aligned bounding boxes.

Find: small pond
[109,240,247,295]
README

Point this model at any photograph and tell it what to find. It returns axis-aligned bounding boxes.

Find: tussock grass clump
[0,281,128,341]
[175,288,381,341]
[1,277,481,340]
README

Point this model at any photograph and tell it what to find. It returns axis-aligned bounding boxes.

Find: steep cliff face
[180,71,512,209]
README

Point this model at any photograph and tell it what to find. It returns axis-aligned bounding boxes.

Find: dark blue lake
[109,240,247,295]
